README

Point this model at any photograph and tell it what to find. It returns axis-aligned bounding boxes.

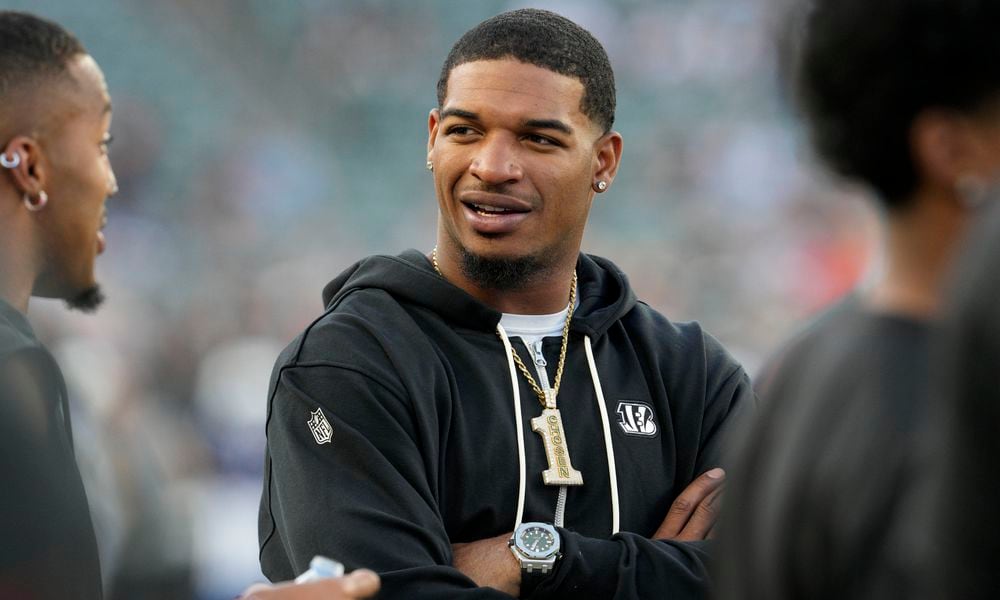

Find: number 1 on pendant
[531,407,584,486]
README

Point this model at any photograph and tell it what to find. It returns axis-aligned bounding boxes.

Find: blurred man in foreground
[716,1,1000,598]
[260,8,754,599]
[0,10,117,596]
[0,11,377,600]
[930,200,1000,599]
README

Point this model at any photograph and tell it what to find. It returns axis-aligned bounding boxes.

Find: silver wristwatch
[508,522,561,575]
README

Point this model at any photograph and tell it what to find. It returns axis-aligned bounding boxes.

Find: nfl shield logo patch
[307,408,333,445]
[616,401,658,437]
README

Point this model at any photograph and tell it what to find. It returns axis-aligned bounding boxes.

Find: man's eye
[526,134,557,146]
[447,126,475,136]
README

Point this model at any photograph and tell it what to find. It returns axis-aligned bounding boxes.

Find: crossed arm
[248,476,719,600]
[452,468,726,596]
[261,357,750,599]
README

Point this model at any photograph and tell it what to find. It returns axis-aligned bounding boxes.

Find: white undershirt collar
[499,308,566,347]
[499,295,579,346]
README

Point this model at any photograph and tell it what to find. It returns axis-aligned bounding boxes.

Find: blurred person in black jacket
[715,0,1000,598]
[0,10,117,598]
[928,199,1000,599]
[0,11,379,600]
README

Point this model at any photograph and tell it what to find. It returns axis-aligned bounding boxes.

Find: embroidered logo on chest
[308,408,333,445]
[615,401,658,437]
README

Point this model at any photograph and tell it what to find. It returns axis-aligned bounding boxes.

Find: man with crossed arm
[260,9,754,599]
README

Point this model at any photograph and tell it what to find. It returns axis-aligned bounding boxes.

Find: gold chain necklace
[431,246,584,487]
[431,246,576,409]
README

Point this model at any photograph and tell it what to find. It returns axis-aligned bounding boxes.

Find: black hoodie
[259,250,754,599]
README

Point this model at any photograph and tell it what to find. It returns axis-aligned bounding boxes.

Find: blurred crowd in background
[10,1,879,598]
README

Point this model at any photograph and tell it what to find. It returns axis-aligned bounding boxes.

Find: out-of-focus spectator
[715,0,1000,598]
[928,199,1000,599]
[0,9,118,598]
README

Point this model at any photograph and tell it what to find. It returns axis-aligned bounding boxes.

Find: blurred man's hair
[437,8,616,133]
[0,11,85,98]
[780,0,1000,209]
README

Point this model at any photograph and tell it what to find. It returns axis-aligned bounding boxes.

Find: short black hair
[0,11,86,98]
[782,0,1000,209]
[437,8,616,133]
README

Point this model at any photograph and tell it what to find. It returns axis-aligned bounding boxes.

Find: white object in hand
[294,555,345,583]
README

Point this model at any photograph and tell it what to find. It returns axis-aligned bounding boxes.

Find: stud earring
[426,161,434,172]
[0,151,21,169]
[24,190,48,212]
[594,180,608,192]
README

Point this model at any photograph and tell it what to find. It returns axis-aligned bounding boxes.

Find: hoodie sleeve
[693,366,757,474]
[259,361,515,599]
[527,360,757,599]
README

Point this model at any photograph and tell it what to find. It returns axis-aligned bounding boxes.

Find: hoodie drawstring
[497,324,528,529]
[585,334,621,535]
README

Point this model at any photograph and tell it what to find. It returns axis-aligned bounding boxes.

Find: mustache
[458,182,539,205]
[464,182,515,195]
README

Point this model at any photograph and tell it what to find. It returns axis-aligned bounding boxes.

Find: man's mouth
[459,190,533,213]
[458,191,533,234]
[97,213,107,254]
[464,202,526,216]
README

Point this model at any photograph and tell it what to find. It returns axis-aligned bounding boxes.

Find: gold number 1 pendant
[531,407,584,486]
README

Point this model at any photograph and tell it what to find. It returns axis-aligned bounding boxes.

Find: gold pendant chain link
[507,278,576,407]
[431,246,577,409]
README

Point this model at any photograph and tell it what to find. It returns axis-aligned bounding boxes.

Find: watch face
[519,525,556,558]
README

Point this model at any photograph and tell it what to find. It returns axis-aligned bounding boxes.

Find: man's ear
[427,108,441,161]
[911,109,995,189]
[592,130,623,192]
[2,136,47,196]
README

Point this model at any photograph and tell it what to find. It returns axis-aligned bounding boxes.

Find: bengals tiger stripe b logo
[615,401,658,437]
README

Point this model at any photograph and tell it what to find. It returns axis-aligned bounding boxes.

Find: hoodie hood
[321,249,638,338]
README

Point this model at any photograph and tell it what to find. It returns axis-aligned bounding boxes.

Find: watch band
[519,565,549,597]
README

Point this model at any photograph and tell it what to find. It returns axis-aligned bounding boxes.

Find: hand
[452,531,520,596]
[240,569,381,599]
[653,467,725,541]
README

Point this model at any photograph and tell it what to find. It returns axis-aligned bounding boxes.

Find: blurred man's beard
[66,285,105,313]
[459,247,546,291]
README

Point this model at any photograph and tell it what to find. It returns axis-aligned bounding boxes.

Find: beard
[458,246,549,291]
[65,285,105,313]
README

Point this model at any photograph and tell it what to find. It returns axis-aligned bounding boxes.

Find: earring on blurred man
[24,191,48,212]
[0,151,46,211]
[0,151,20,169]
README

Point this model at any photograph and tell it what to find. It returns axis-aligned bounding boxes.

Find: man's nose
[469,134,523,184]
[107,164,119,197]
